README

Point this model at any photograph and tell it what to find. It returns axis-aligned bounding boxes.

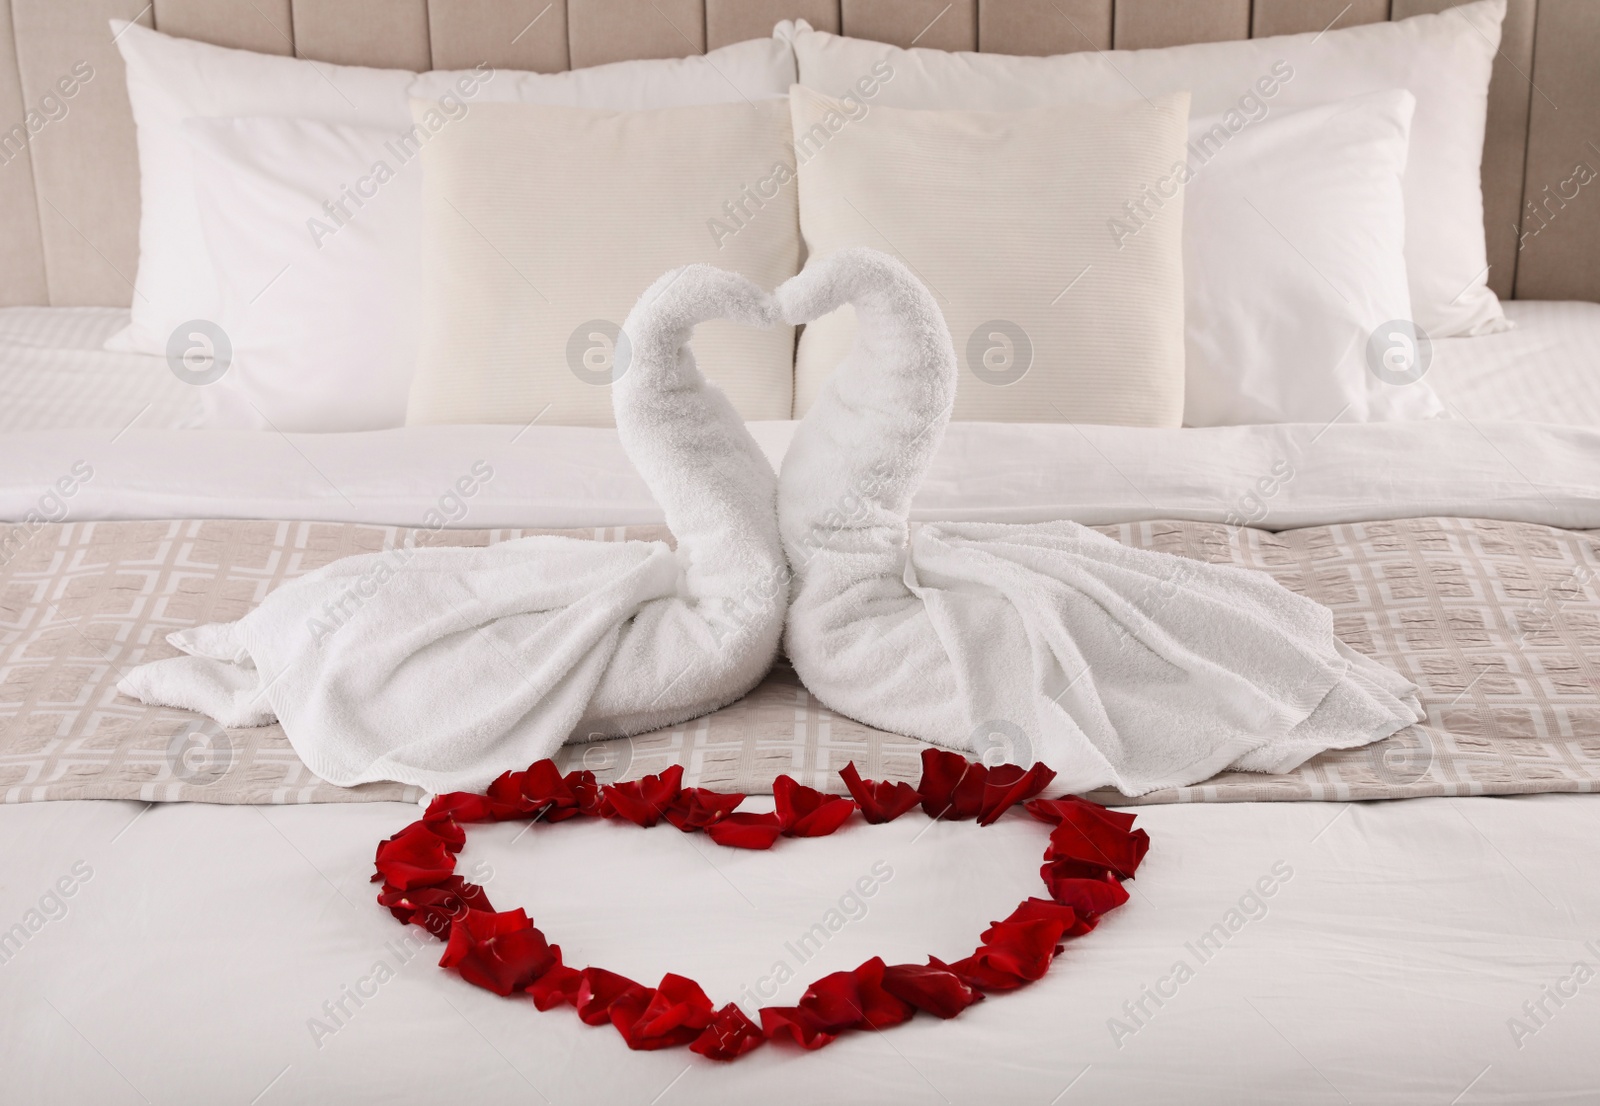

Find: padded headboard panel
[0,0,1594,307]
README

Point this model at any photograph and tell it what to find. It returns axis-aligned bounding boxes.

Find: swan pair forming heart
[120,248,1423,798]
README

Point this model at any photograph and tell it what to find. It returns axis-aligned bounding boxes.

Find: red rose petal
[1040,864,1132,921]
[612,974,717,1050]
[838,763,922,824]
[760,1006,837,1050]
[844,957,915,1029]
[377,875,493,939]
[881,961,985,1018]
[773,775,856,837]
[575,967,651,1027]
[791,968,867,1035]
[438,909,559,996]
[373,822,458,890]
[943,918,1069,992]
[485,769,537,820]
[663,788,746,832]
[1046,819,1150,880]
[691,1004,765,1061]
[976,762,1057,825]
[1025,795,1138,833]
[602,765,685,827]
[988,897,1091,941]
[519,759,593,823]
[704,811,784,850]
[918,749,987,820]
[424,791,494,826]
[526,959,582,1011]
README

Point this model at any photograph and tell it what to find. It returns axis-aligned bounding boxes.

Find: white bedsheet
[1,794,1594,1104]
[0,307,204,433]
[4,417,1598,532]
[1431,300,1600,426]
[2,301,1598,533]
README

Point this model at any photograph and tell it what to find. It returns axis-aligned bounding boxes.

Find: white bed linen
[1430,300,1600,425]
[4,417,1599,532]
[3,300,1597,436]
[1,794,1593,1104]
[0,307,204,433]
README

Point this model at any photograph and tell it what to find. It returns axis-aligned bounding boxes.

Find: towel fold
[775,248,1423,796]
[118,266,788,794]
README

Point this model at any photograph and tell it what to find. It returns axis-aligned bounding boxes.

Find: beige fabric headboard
[0,0,1595,308]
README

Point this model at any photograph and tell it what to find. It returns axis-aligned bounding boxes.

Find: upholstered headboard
[0,0,1595,308]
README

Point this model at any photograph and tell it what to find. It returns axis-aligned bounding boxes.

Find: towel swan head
[773,248,958,574]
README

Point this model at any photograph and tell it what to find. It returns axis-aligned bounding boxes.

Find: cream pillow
[407,99,799,426]
[791,86,1189,425]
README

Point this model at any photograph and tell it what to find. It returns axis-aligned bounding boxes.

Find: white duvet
[3,416,1600,534]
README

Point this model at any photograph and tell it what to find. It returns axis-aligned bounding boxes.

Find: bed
[4,1,1600,1103]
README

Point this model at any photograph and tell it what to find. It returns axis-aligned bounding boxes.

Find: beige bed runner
[2,517,1596,805]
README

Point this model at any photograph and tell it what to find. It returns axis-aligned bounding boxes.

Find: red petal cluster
[918,749,1058,824]
[438,908,560,996]
[663,787,746,831]
[370,752,1151,1064]
[880,961,985,1018]
[691,1003,765,1060]
[377,875,492,939]
[1028,795,1151,879]
[603,765,685,827]
[701,774,854,849]
[373,822,459,890]
[761,957,914,1048]
[775,775,855,836]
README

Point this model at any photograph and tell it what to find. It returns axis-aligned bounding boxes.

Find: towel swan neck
[613,266,785,626]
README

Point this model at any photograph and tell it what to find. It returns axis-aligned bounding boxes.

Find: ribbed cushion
[791,86,1189,425]
[406,97,800,427]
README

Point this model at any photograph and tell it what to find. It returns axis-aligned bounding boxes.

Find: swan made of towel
[776,249,1424,796]
[118,267,789,794]
[121,247,1421,798]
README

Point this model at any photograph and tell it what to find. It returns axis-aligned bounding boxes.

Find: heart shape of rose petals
[372,750,1150,1061]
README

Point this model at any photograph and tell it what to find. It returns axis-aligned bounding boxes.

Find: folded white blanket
[776,249,1424,796]
[117,267,788,793]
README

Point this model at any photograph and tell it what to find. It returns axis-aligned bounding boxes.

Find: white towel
[775,248,1424,796]
[117,267,789,794]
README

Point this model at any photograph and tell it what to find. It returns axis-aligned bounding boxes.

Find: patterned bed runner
[1,517,1596,804]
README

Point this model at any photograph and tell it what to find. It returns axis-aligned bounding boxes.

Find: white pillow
[109,21,415,357]
[184,117,420,431]
[108,19,796,365]
[409,38,796,108]
[791,86,1191,426]
[785,0,1508,339]
[1183,90,1441,425]
[406,98,801,427]
[111,22,796,431]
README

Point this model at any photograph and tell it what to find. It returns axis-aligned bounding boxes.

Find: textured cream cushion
[406,99,799,426]
[791,86,1189,425]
